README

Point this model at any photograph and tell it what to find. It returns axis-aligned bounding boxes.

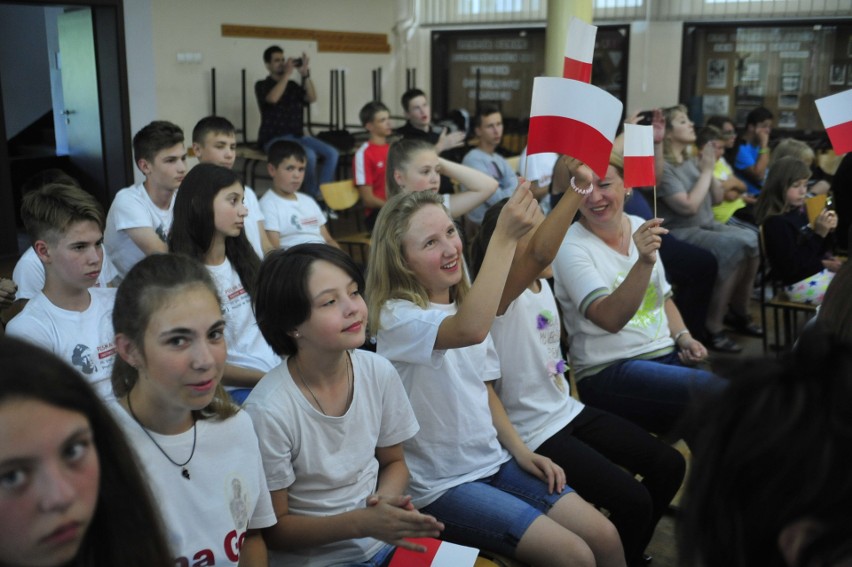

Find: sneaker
[707,330,743,353]
[724,310,764,337]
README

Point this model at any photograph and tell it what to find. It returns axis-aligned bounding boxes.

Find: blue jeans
[577,351,726,443]
[421,458,573,558]
[341,543,395,567]
[264,134,339,199]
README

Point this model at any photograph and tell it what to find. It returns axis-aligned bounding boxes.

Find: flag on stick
[815,89,852,155]
[527,77,623,178]
[623,124,656,188]
[563,17,597,82]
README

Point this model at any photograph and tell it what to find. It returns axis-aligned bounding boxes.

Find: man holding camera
[255,45,339,200]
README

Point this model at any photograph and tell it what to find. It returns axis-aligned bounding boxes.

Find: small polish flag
[527,76,623,178]
[623,124,656,188]
[389,538,479,567]
[815,89,852,155]
[563,17,597,82]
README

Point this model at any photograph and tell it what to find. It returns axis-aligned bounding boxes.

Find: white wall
[124,0,157,184]
[144,0,397,150]
[0,5,52,139]
[627,21,683,113]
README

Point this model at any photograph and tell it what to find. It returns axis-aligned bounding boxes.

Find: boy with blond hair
[7,183,117,399]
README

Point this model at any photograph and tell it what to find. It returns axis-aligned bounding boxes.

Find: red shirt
[353,141,389,215]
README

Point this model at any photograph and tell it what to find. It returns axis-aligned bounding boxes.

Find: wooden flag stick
[653,185,657,219]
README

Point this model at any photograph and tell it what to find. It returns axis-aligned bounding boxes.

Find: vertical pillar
[545,0,593,78]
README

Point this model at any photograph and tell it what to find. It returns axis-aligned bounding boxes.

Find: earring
[293,330,301,338]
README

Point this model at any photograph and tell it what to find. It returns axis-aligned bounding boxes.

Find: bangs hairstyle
[21,182,105,244]
[753,156,812,225]
[385,138,436,199]
[0,336,174,567]
[111,253,236,421]
[679,328,852,567]
[192,116,236,144]
[254,244,365,356]
[169,163,259,296]
[267,140,307,167]
[662,104,692,164]
[366,190,470,332]
[359,101,390,126]
[133,120,184,165]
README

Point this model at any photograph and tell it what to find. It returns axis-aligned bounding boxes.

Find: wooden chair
[319,179,372,265]
[757,226,818,355]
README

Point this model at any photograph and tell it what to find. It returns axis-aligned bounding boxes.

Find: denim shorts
[340,543,396,567]
[421,458,574,557]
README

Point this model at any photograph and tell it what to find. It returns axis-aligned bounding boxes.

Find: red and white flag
[623,123,656,188]
[389,538,478,567]
[563,17,597,82]
[815,88,852,155]
[527,76,623,178]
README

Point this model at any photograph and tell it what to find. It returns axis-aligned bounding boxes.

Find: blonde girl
[367,188,626,567]
[386,138,498,218]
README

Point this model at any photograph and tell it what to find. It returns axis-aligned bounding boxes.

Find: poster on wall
[702,94,729,116]
[706,59,728,88]
[830,64,847,86]
[778,93,799,109]
[778,111,797,129]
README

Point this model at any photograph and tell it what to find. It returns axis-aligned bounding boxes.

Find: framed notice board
[430,25,629,139]
[681,21,852,134]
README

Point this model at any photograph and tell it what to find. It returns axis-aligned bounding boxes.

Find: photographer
[255,45,339,200]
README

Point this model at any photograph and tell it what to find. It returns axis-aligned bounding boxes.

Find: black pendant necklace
[127,393,197,480]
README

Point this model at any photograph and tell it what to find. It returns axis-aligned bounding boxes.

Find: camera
[291,57,303,68]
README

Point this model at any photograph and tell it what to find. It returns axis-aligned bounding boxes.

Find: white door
[57,8,104,188]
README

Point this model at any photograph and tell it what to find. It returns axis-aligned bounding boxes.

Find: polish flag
[389,538,478,567]
[563,17,597,82]
[815,89,852,155]
[623,123,656,188]
[527,76,623,178]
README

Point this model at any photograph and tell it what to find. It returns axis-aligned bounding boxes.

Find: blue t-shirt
[734,143,762,196]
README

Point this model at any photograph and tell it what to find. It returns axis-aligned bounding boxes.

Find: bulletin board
[681,21,852,133]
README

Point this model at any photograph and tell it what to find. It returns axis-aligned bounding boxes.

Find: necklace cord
[294,352,353,416]
[126,393,197,475]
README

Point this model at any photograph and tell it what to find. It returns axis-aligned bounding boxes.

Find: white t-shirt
[244,350,419,567]
[104,183,175,278]
[243,186,266,259]
[552,214,675,379]
[491,282,584,451]
[519,148,558,189]
[377,300,508,508]
[6,288,117,400]
[12,246,118,300]
[111,406,276,567]
[206,258,280,387]
[259,190,326,249]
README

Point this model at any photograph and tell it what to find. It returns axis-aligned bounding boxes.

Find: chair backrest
[805,193,828,225]
[319,179,360,211]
